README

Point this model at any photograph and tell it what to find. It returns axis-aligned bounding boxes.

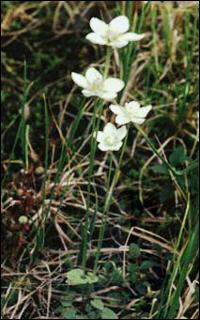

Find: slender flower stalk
[79,99,101,268]
[104,46,112,77]
[80,48,113,268]
[94,126,129,272]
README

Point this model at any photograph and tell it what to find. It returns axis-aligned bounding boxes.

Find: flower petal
[111,141,123,151]
[109,104,124,115]
[131,117,146,124]
[104,78,125,93]
[82,89,94,97]
[117,126,127,140]
[125,101,140,111]
[100,91,117,101]
[99,141,123,151]
[71,72,87,88]
[96,131,104,143]
[115,114,130,125]
[136,105,152,118]
[90,17,108,36]
[110,40,128,48]
[110,104,130,125]
[98,143,109,151]
[126,102,152,118]
[109,16,129,34]
[104,122,117,135]
[85,67,103,83]
[121,32,145,41]
[86,32,107,45]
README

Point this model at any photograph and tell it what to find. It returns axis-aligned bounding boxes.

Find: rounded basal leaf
[91,299,104,310]
[87,272,99,284]
[102,307,118,319]
[129,243,141,258]
[66,269,88,286]
[65,269,99,286]
[62,308,77,319]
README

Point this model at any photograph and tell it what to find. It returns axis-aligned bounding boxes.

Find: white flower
[95,122,127,151]
[86,15,145,48]
[71,67,124,101]
[110,101,152,125]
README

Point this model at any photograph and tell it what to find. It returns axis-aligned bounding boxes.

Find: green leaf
[87,272,99,284]
[152,164,169,174]
[128,263,139,284]
[140,260,158,270]
[169,146,188,166]
[66,269,88,286]
[129,243,141,258]
[65,269,99,286]
[91,299,104,311]
[101,307,118,319]
[61,300,73,307]
[62,307,77,319]
[159,183,175,202]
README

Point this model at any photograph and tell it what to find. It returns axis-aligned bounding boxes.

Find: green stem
[104,47,112,78]
[79,99,102,268]
[80,48,112,268]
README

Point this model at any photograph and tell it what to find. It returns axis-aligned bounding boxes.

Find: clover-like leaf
[101,307,118,319]
[66,269,88,286]
[87,272,99,284]
[91,298,104,310]
[66,269,99,286]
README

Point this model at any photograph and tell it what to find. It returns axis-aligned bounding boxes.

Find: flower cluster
[71,15,152,152]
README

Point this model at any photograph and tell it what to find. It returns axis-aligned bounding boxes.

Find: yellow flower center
[105,135,116,146]
[89,79,103,92]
